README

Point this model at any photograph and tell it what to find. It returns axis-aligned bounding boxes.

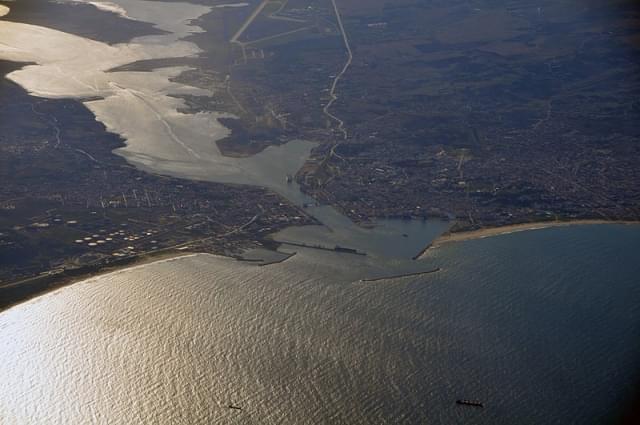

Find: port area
[179,0,640,230]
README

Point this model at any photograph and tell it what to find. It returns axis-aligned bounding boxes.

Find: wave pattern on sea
[0,225,639,424]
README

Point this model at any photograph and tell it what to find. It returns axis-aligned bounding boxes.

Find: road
[230,0,270,44]
[323,0,353,141]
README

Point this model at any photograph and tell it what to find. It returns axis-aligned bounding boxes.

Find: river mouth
[2,4,640,425]
[121,134,451,262]
[0,0,450,264]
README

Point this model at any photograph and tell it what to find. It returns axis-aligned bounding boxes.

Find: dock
[275,240,366,256]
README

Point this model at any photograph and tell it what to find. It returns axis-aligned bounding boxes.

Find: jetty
[276,240,366,256]
[231,256,264,263]
[259,252,297,266]
[360,268,441,283]
[412,242,434,260]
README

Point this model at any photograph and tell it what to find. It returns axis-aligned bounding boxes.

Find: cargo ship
[456,399,484,408]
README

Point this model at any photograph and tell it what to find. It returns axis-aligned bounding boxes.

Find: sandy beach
[419,219,640,258]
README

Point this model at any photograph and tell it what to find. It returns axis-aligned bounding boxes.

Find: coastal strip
[0,246,301,313]
[419,219,640,258]
[0,250,197,313]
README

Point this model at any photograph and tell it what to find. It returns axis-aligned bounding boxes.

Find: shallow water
[0,0,452,251]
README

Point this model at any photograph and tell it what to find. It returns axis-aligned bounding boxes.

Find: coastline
[0,250,197,313]
[420,219,640,258]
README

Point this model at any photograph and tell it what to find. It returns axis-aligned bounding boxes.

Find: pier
[275,240,367,256]
[259,252,297,266]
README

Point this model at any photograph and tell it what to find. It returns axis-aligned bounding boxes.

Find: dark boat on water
[228,404,242,410]
[456,399,484,408]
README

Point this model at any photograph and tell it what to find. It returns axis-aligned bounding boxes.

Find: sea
[0,224,639,424]
[1,0,639,423]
